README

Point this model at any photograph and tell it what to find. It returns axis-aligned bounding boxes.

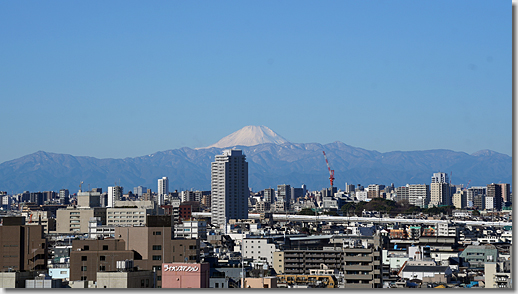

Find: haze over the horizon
[0,1,511,164]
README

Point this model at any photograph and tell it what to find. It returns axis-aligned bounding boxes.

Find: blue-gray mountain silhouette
[0,142,511,194]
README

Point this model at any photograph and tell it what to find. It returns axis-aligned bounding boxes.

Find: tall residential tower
[211,149,249,228]
[158,177,169,206]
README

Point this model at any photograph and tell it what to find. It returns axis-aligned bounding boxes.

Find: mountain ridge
[0,141,511,194]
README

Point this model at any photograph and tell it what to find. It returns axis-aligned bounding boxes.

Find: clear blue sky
[0,1,511,163]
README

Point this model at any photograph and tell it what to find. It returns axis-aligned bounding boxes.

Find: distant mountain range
[0,126,512,194]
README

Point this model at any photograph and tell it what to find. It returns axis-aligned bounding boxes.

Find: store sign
[164,265,199,272]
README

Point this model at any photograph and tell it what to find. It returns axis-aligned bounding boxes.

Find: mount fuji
[200,125,290,149]
[0,126,512,194]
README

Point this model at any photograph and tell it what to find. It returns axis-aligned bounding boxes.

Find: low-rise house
[399,265,452,284]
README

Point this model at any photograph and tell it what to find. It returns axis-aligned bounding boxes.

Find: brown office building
[0,220,48,272]
[115,226,200,288]
[69,239,136,282]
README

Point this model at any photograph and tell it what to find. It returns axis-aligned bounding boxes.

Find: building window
[81,276,87,281]
[153,245,162,250]
[100,256,105,261]
[215,283,219,288]
[83,246,89,251]
[81,266,87,271]
[157,276,162,281]
[81,256,87,261]
[152,266,161,271]
[152,255,162,260]
[103,245,108,250]
[99,265,105,271]
[153,231,162,235]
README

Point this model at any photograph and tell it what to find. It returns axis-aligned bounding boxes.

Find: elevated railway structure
[192,212,511,227]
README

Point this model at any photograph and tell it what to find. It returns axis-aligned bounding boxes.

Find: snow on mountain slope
[199,125,290,149]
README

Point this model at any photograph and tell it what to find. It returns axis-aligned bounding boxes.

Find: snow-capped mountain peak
[200,125,290,149]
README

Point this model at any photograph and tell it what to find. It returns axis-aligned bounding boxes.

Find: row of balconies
[343,256,373,262]
[344,274,373,280]
[346,265,373,271]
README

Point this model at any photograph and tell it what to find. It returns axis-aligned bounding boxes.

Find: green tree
[298,208,316,215]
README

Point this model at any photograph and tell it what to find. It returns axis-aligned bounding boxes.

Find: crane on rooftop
[464,180,471,191]
[322,151,335,193]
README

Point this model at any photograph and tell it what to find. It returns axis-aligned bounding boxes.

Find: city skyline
[0,1,512,165]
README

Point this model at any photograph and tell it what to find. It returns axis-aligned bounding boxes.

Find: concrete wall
[96,271,155,288]
[55,209,94,234]
[244,277,277,288]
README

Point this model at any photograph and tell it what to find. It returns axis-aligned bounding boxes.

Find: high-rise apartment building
[263,188,275,204]
[345,183,355,194]
[59,189,69,205]
[30,192,45,206]
[452,190,467,209]
[430,182,451,207]
[133,186,147,198]
[158,177,169,206]
[467,187,486,208]
[181,190,195,203]
[107,186,123,208]
[211,149,249,228]
[409,184,430,208]
[395,186,409,202]
[499,183,511,203]
[367,184,385,199]
[431,172,449,184]
[277,184,291,209]
[486,183,503,211]
[395,184,429,208]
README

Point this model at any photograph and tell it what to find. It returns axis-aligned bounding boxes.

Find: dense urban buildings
[0,158,512,289]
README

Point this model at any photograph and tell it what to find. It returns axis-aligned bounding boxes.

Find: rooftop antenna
[79,181,84,192]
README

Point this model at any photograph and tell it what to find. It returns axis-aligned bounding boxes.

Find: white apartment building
[485,196,496,211]
[181,190,196,202]
[106,207,152,226]
[409,184,430,208]
[88,217,116,239]
[107,186,123,208]
[174,220,207,239]
[242,238,277,266]
[2,195,12,208]
[431,172,449,184]
[356,190,368,201]
[158,177,169,206]
[211,149,249,228]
